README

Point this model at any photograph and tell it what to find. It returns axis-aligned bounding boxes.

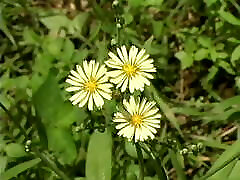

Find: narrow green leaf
[202,140,240,179]
[228,160,240,179]
[218,61,235,75]
[148,86,183,136]
[0,158,41,180]
[152,21,164,38]
[169,150,186,180]
[219,10,240,26]
[0,156,7,174]
[86,131,112,180]
[211,96,240,112]
[0,8,16,45]
[207,160,237,180]
[231,45,240,67]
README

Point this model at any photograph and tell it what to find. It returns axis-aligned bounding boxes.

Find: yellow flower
[113,96,161,142]
[65,60,113,111]
[105,45,156,93]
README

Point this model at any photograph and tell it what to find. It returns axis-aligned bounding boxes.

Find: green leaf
[185,38,197,54]
[44,37,64,58]
[5,143,27,158]
[0,7,15,45]
[69,13,89,35]
[231,45,240,67]
[86,131,112,180]
[40,13,89,35]
[33,72,87,164]
[218,61,235,75]
[72,49,89,63]
[40,15,69,33]
[148,86,183,137]
[219,10,240,26]
[125,141,149,159]
[0,156,7,174]
[23,28,41,46]
[144,0,163,6]
[33,72,87,126]
[33,73,64,125]
[211,96,240,113]
[201,140,240,179]
[89,21,101,41]
[169,150,186,180]
[175,51,193,69]
[198,36,212,48]
[207,160,237,180]
[96,40,107,64]
[228,160,240,179]
[194,48,209,61]
[60,39,75,62]
[204,0,218,7]
[46,126,77,165]
[152,21,164,39]
[128,0,144,7]
[0,158,41,180]
[123,11,134,25]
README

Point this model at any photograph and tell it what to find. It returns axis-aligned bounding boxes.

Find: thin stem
[135,142,144,180]
[141,143,168,180]
[34,149,71,180]
[0,102,28,138]
[0,102,71,180]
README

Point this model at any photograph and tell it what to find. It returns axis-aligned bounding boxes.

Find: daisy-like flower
[105,45,156,93]
[65,60,113,111]
[113,96,161,142]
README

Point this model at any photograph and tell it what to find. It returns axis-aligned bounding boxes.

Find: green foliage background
[0,0,240,179]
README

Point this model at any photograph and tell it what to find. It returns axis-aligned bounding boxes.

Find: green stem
[135,142,144,180]
[0,102,71,180]
[141,143,168,180]
[0,102,28,138]
[34,149,71,180]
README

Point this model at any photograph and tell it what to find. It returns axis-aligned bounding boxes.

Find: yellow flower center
[122,64,138,77]
[131,114,143,127]
[85,78,97,93]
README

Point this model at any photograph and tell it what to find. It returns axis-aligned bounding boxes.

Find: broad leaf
[86,131,112,180]
[175,51,193,69]
[5,143,27,158]
[33,72,87,164]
